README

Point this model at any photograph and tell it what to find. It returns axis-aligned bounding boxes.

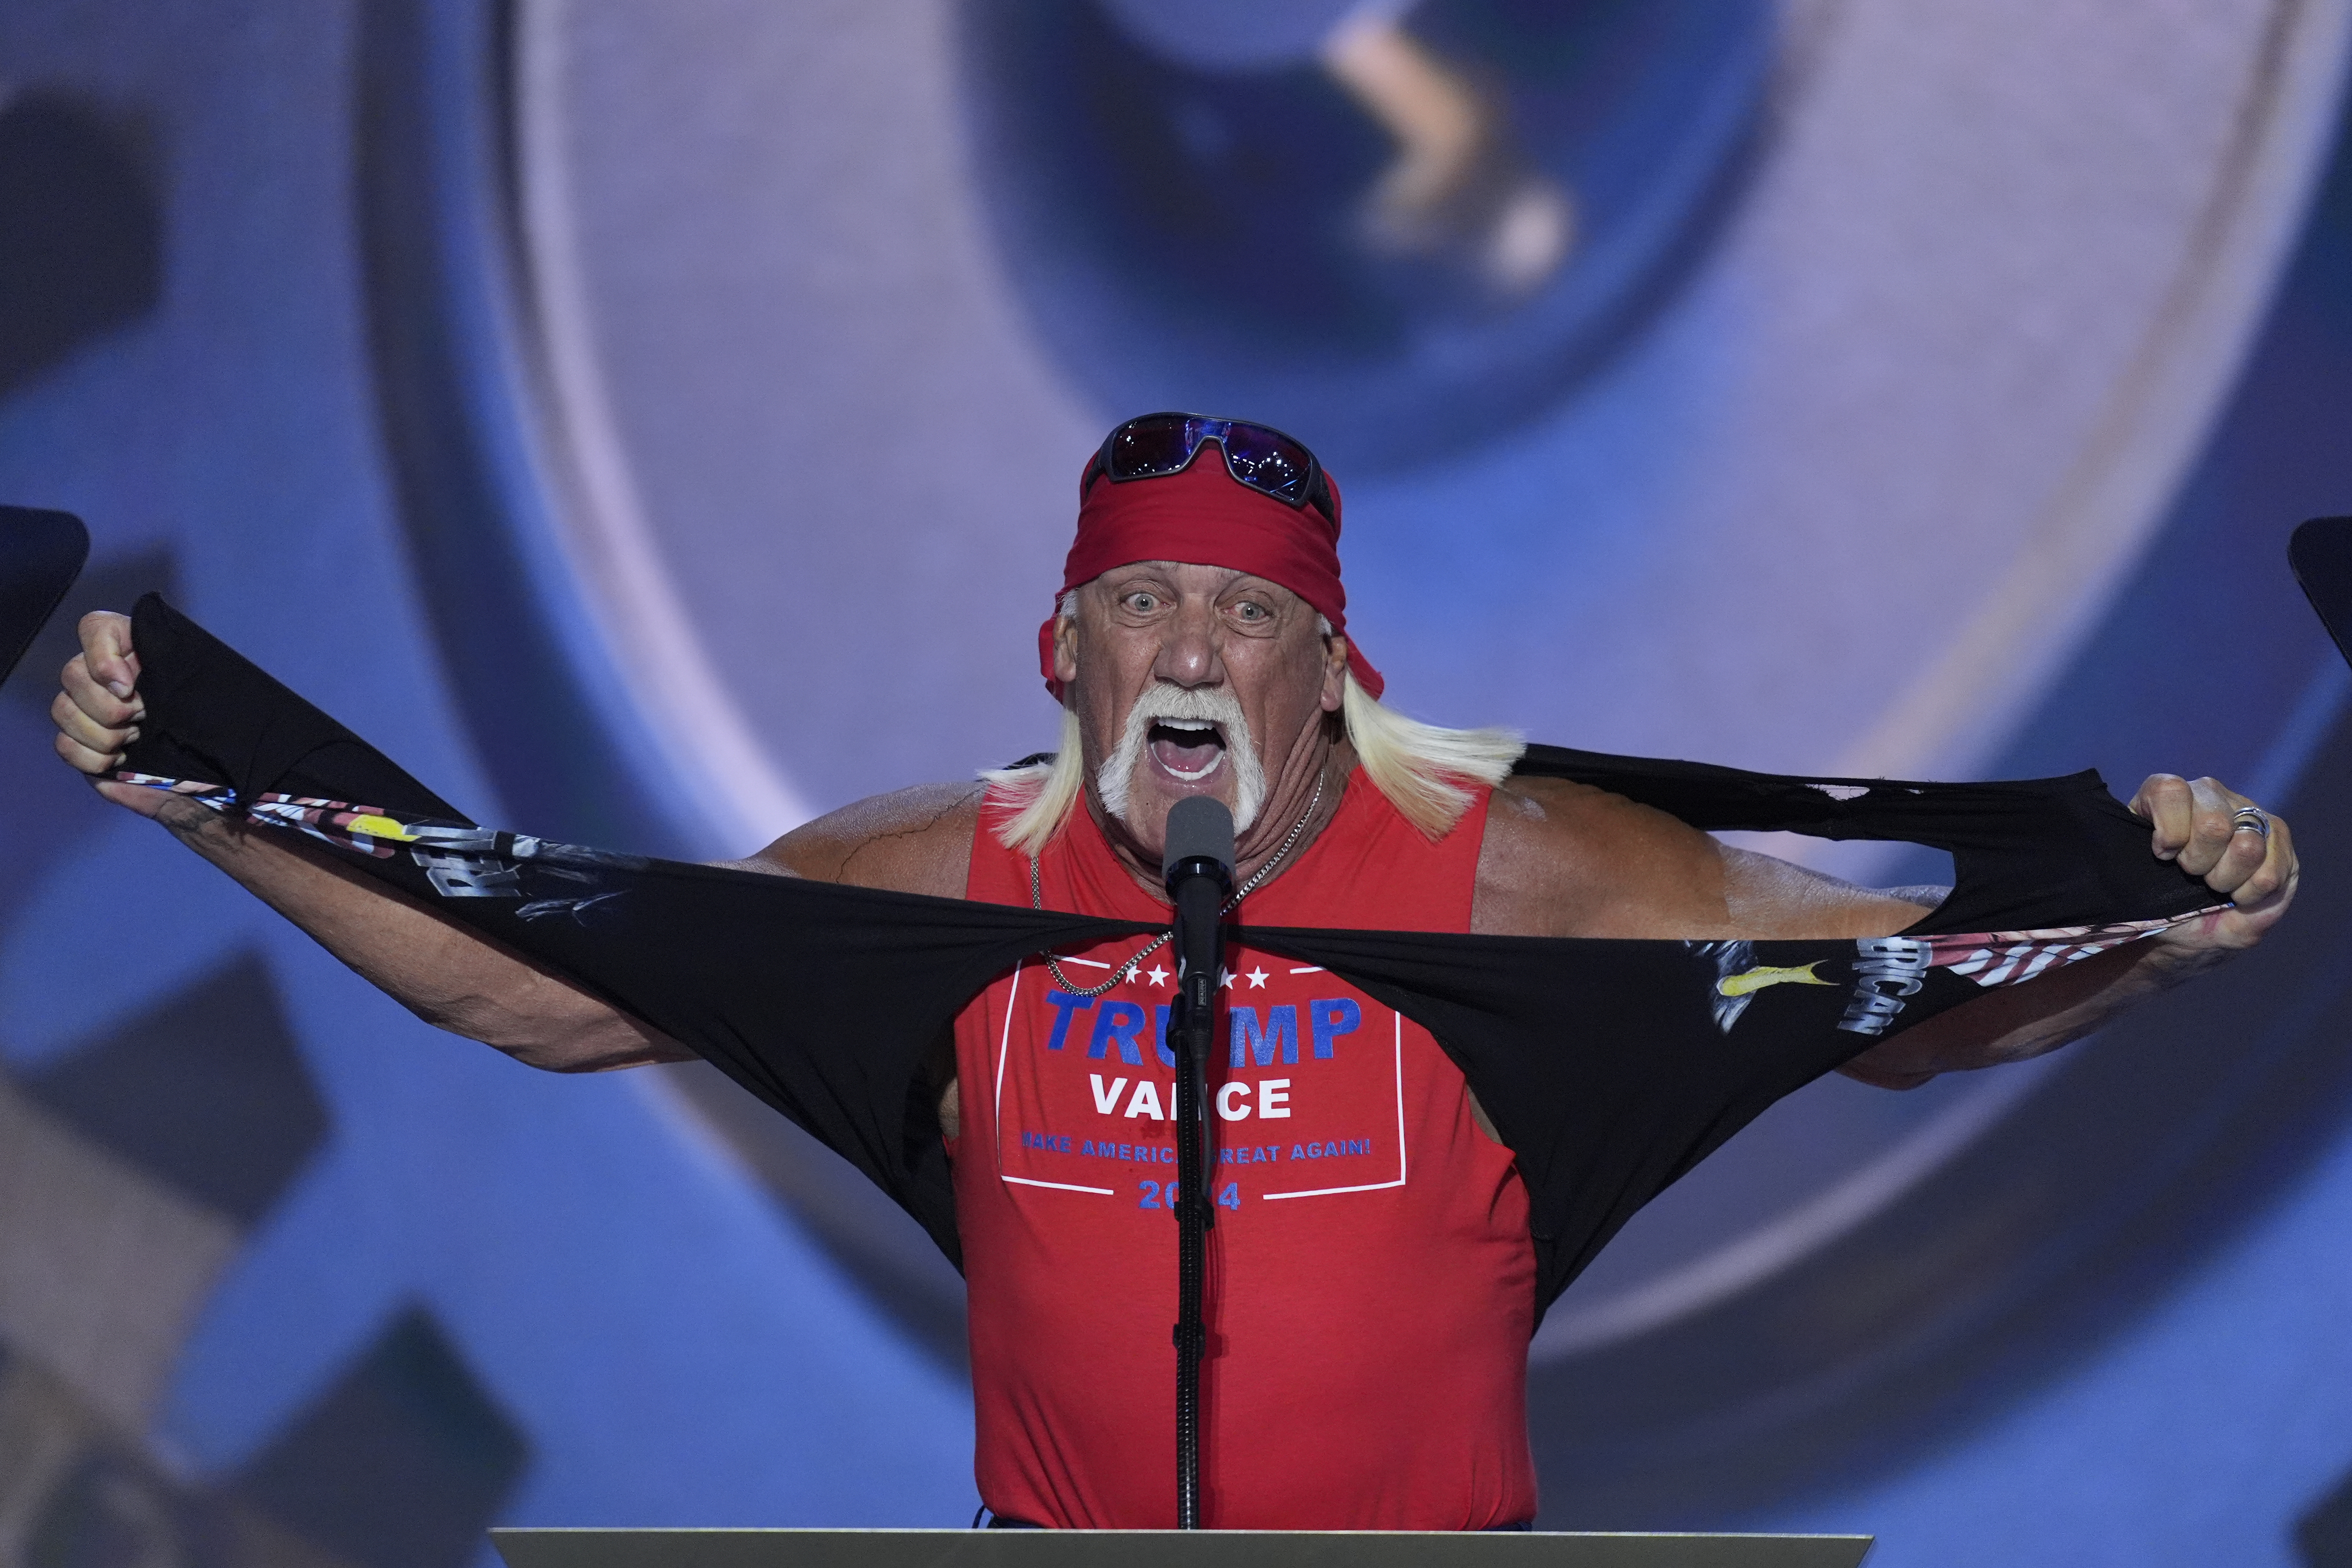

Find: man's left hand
[2131,773,2298,954]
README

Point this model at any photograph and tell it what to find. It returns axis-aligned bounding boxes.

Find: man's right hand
[47,606,701,1068]
[51,609,184,818]
[44,606,971,1070]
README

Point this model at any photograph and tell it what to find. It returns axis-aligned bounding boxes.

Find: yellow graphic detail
[1717,963,1832,998]
[345,813,418,842]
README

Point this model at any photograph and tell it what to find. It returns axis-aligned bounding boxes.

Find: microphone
[1163,798,1233,1041]
[1160,796,1232,1529]
[1163,795,1236,904]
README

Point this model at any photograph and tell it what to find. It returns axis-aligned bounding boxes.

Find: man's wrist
[2139,931,2234,984]
[154,794,237,849]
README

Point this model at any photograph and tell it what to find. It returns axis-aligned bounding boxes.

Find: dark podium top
[491,1529,1873,1568]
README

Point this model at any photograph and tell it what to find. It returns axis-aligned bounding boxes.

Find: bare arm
[53,610,981,1073]
[1829,938,2197,1090]
[1472,778,1938,942]
[152,798,687,1071]
[743,780,981,895]
[1474,772,2296,1088]
[1836,772,2295,1087]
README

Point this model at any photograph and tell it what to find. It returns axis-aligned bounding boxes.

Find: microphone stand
[1163,799,1233,1530]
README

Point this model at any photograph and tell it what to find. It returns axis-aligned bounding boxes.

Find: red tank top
[951,772,1537,1529]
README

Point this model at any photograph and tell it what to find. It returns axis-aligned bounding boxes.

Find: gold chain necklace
[1029,768,1329,999]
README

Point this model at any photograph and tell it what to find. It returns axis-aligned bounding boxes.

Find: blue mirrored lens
[1213,423,1312,502]
[1107,415,1199,477]
[1102,414,1316,505]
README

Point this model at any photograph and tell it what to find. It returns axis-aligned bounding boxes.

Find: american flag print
[1920,912,2224,988]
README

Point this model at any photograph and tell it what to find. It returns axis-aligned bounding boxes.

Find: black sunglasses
[1084,413,1335,522]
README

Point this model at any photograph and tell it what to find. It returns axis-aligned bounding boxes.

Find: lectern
[491,1529,1872,1568]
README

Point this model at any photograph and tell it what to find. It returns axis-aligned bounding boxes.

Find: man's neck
[1094,738,1358,905]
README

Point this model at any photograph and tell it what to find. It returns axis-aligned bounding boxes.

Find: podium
[490,1530,1873,1567]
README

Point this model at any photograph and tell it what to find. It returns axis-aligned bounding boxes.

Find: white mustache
[1096,684,1268,833]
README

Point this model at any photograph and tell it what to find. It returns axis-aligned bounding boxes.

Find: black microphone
[1160,796,1232,1529]
[1164,796,1236,922]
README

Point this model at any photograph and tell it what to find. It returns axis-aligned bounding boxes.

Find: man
[52,413,2296,1530]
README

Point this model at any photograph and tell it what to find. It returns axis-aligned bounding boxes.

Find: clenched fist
[50,610,205,818]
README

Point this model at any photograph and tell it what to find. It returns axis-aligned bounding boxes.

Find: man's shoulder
[1484,772,1728,862]
[1474,775,1726,937]
[751,780,984,899]
[1476,775,1937,940]
[1486,772,1674,829]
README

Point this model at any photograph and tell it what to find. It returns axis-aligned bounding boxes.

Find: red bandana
[1038,454,1384,699]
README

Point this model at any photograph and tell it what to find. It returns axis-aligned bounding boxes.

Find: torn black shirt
[117,594,2220,1319]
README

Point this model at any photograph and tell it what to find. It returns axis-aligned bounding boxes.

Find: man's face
[1056,561,1346,858]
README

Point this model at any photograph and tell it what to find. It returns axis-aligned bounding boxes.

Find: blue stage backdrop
[3,2,2352,1565]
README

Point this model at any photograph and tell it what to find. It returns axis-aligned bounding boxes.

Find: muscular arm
[743,780,981,894]
[115,781,980,1072]
[1472,777,1937,942]
[1473,774,2293,1089]
[146,796,689,1072]
[1825,937,2206,1090]
[53,608,985,1072]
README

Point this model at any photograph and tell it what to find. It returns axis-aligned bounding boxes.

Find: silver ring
[2232,806,2270,838]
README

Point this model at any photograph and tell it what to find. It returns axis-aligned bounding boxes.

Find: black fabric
[126,595,465,822]
[121,594,2220,1316]
[1508,746,2205,936]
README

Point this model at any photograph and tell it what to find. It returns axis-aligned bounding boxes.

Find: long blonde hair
[981,600,1523,857]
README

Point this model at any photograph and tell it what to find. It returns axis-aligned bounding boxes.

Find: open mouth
[1147,719,1227,782]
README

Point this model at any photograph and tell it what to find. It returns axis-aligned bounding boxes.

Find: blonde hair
[980,593,1523,856]
[1338,674,1523,839]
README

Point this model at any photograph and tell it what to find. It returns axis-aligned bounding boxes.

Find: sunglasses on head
[1085,413,1335,522]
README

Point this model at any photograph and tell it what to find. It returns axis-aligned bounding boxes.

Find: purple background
[4,2,2352,1564]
